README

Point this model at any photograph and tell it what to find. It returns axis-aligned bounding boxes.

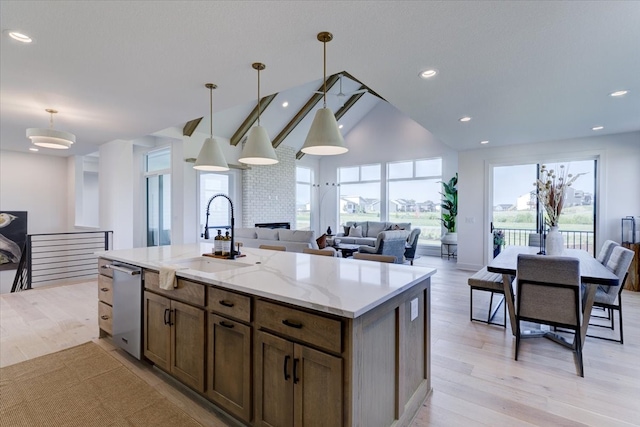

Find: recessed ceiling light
[592,126,604,131]
[282,101,289,108]
[29,147,39,152]
[459,116,471,122]
[609,90,628,97]
[419,69,438,79]
[7,30,32,43]
[338,124,344,129]
[480,140,489,144]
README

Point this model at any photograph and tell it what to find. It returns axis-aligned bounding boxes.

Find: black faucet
[203,193,236,259]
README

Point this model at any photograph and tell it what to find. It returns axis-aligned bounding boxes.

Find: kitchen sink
[170,257,252,274]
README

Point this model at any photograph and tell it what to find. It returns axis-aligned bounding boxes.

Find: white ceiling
[1,1,639,157]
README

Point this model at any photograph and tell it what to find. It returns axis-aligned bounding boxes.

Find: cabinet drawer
[208,287,251,323]
[255,300,342,354]
[98,258,113,278]
[98,301,113,335]
[144,270,205,307]
[98,275,113,305]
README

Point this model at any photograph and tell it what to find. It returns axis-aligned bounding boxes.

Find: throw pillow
[316,234,327,249]
[343,225,351,236]
[349,225,363,238]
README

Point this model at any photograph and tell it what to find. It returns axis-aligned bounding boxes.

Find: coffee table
[334,243,360,258]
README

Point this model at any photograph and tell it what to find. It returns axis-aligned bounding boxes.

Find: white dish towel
[159,265,187,290]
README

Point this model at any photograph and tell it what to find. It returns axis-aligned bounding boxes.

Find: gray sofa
[335,221,411,246]
[234,227,319,253]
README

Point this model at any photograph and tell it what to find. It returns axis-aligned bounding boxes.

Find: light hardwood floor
[1,257,639,426]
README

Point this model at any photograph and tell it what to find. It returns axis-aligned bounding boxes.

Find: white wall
[317,101,458,236]
[99,140,134,249]
[0,150,69,292]
[457,131,640,271]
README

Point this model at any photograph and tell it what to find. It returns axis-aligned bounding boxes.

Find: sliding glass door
[492,160,596,252]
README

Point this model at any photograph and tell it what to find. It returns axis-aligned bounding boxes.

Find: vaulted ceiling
[1,1,639,157]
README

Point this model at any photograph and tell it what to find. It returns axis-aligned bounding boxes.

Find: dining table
[487,246,619,347]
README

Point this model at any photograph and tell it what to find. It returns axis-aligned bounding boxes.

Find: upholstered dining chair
[259,244,286,251]
[353,253,395,263]
[587,245,634,344]
[515,254,583,376]
[302,247,337,257]
[595,240,620,265]
[528,233,542,247]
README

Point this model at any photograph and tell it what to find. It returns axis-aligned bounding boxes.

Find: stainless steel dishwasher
[107,262,143,359]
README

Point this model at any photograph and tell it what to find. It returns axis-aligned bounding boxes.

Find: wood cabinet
[143,290,206,392]
[255,331,342,427]
[97,259,113,338]
[207,313,252,422]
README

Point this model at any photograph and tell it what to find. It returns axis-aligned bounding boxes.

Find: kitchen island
[97,243,435,427]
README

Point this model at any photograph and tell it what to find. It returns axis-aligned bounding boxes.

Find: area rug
[0,342,203,427]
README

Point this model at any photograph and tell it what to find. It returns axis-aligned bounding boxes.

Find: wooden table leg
[580,283,597,344]
[502,273,518,336]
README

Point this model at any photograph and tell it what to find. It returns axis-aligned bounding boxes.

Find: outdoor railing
[497,227,594,254]
[11,231,113,292]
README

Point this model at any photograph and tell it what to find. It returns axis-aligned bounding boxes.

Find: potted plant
[493,229,505,257]
[439,173,458,244]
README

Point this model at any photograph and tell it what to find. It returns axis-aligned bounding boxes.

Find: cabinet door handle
[100,315,109,320]
[282,319,303,329]
[100,287,109,292]
[284,355,291,381]
[219,300,234,308]
[169,309,174,326]
[219,320,234,329]
[293,358,300,384]
[164,308,170,325]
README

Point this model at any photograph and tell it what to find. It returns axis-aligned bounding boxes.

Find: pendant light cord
[209,86,213,138]
[323,38,327,108]
[257,67,261,126]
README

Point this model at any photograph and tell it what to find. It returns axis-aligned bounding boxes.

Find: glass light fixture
[301,31,348,156]
[26,109,75,149]
[239,63,278,165]
[194,83,229,171]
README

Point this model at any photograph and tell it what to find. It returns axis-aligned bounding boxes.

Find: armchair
[404,228,421,265]
[357,230,410,264]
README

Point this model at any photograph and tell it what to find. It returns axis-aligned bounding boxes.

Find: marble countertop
[97,244,436,318]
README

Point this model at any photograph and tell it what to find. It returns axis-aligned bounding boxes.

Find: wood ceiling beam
[341,71,386,101]
[230,94,278,146]
[297,85,367,160]
[183,117,203,137]
[272,74,341,149]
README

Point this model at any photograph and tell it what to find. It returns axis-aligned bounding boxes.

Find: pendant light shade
[239,63,278,165]
[194,83,229,171]
[301,32,348,156]
[26,109,75,149]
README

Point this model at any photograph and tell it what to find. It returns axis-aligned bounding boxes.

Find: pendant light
[26,109,75,149]
[239,63,278,165]
[194,83,229,171]
[301,31,348,156]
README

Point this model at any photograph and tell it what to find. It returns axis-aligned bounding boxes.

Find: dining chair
[468,267,506,327]
[259,244,286,251]
[528,233,542,247]
[302,247,337,257]
[353,253,395,263]
[587,245,634,344]
[515,254,583,376]
[595,240,620,265]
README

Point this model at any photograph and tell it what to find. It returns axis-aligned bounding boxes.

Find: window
[296,167,312,230]
[145,148,171,247]
[388,158,442,244]
[492,160,596,252]
[199,172,234,239]
[338,164,381,225]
